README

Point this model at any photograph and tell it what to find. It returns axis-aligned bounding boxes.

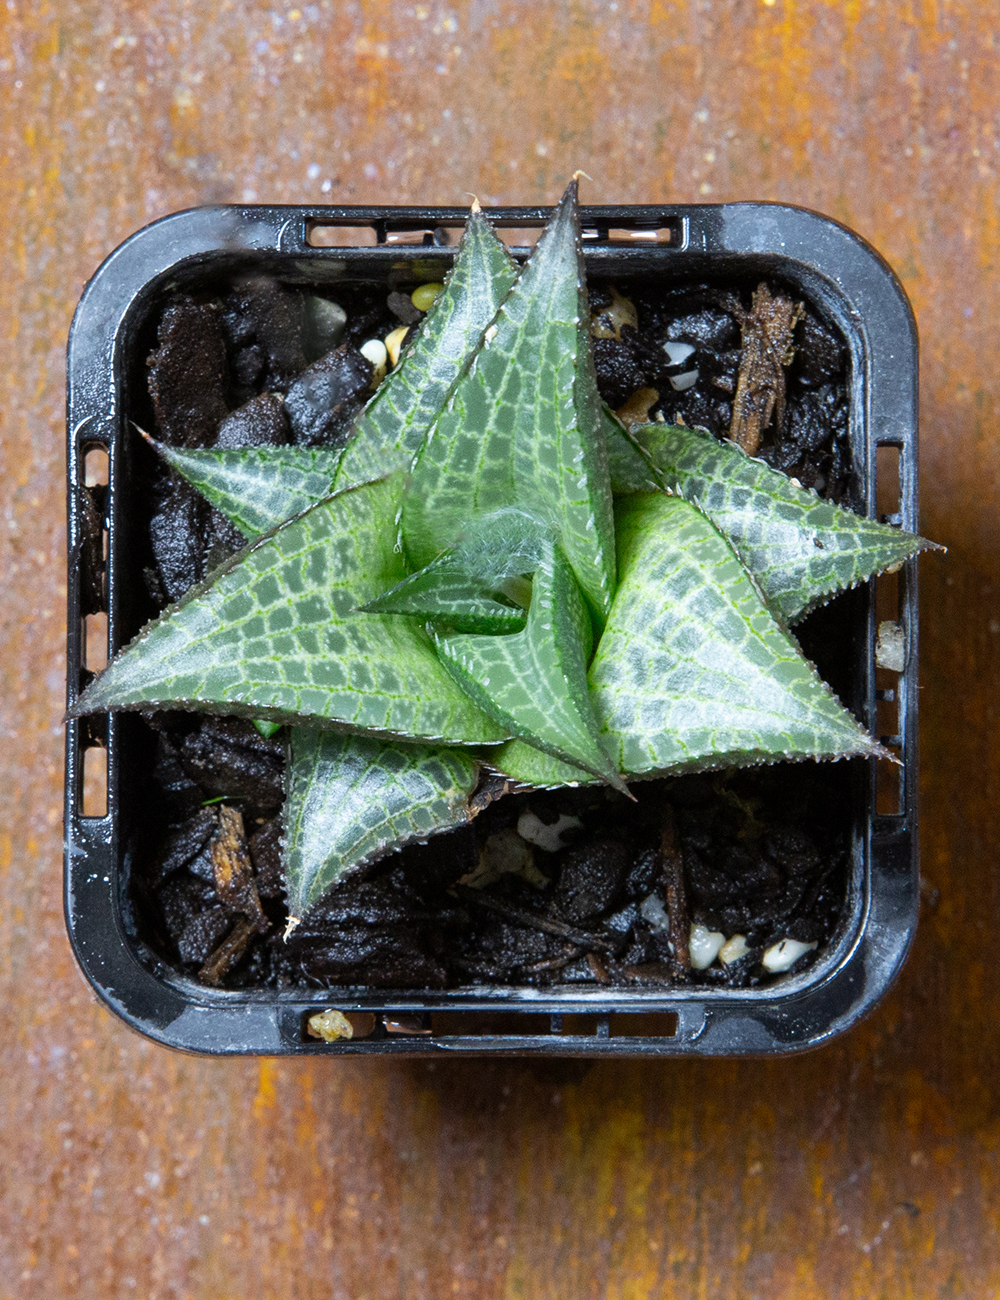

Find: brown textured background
[1,1,997,1295]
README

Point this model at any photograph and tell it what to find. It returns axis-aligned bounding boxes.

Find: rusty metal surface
[0,2,996,1295]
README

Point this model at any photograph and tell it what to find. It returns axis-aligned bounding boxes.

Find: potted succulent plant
[65,182,934,1055]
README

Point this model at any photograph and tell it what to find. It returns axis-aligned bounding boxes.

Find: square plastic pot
[64,201,920,1057]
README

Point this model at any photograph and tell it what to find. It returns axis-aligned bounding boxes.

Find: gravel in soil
[123,269,859,992]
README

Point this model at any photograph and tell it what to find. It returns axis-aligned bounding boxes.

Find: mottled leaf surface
[362,561,526,634]
[334,209,518,491]
[365,506,552,632]
[403,181,617,624]
[632,423,933,622]
[72,476,506,744]
[588,494,882,776]
[284,728,478,917]
[153,442,342,538]
[435,542,626,790]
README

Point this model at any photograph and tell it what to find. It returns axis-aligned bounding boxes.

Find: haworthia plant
[73,182,937,922]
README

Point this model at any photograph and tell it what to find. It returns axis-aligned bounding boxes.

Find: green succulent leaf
[588,493,884,777]
[442,506,553,580]
[629,422,934,623]
[333,207,518,492]
[434,540,628,792]
[364,506,555,632]
[71,475,507,745]
[284,727,478,919]
[402,180,617,626]
[153,442,343,538]
[362,564,526,634]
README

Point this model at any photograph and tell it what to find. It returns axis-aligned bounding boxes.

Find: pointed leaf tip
[283,728,479,916]
[589,494,883,777]
[403,171,616,624]
[72,475,507,745]
[333,206,518,492]
[153,442,343,539]
[632,423,937,623]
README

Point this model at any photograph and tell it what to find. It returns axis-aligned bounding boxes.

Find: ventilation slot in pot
[307,221,455,247]
[84,444,109,489]
[306,223,380,247]
[874,442,905,816]
[303,214,686,251]
[299,1008,679,1045]
[83,612,108,673]
[583,222,682,245]
[76,442,110,820]
[80,745,107,818]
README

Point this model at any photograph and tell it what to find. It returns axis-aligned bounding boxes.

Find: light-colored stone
[516,810,582,853]
[762,938,818,973]
[689,923,726,970]
[718,934,748,965]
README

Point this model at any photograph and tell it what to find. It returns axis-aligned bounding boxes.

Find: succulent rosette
[72,182,933,922]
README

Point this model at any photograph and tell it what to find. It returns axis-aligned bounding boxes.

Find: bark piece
[210,805,269,935]
[726,283,803,456]
[199,916,256,986]
[661,807,691,979]
[615,386,660,431]
[215,393,290,449]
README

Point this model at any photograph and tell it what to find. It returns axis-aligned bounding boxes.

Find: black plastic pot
[65,201,920,1056]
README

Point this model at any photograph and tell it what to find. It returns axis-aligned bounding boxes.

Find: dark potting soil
[121,267,860,993]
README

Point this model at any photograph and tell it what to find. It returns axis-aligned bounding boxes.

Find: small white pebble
[360,338,387,368]
[360,338,387,387]
[384,325,409,368]
[718,934,748,965]
[663,340,696,366]
[689,923,726,970]
[669,369,700,392]
[762,937,817,973]
[516,810,582,853]
[640,893,670,933]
